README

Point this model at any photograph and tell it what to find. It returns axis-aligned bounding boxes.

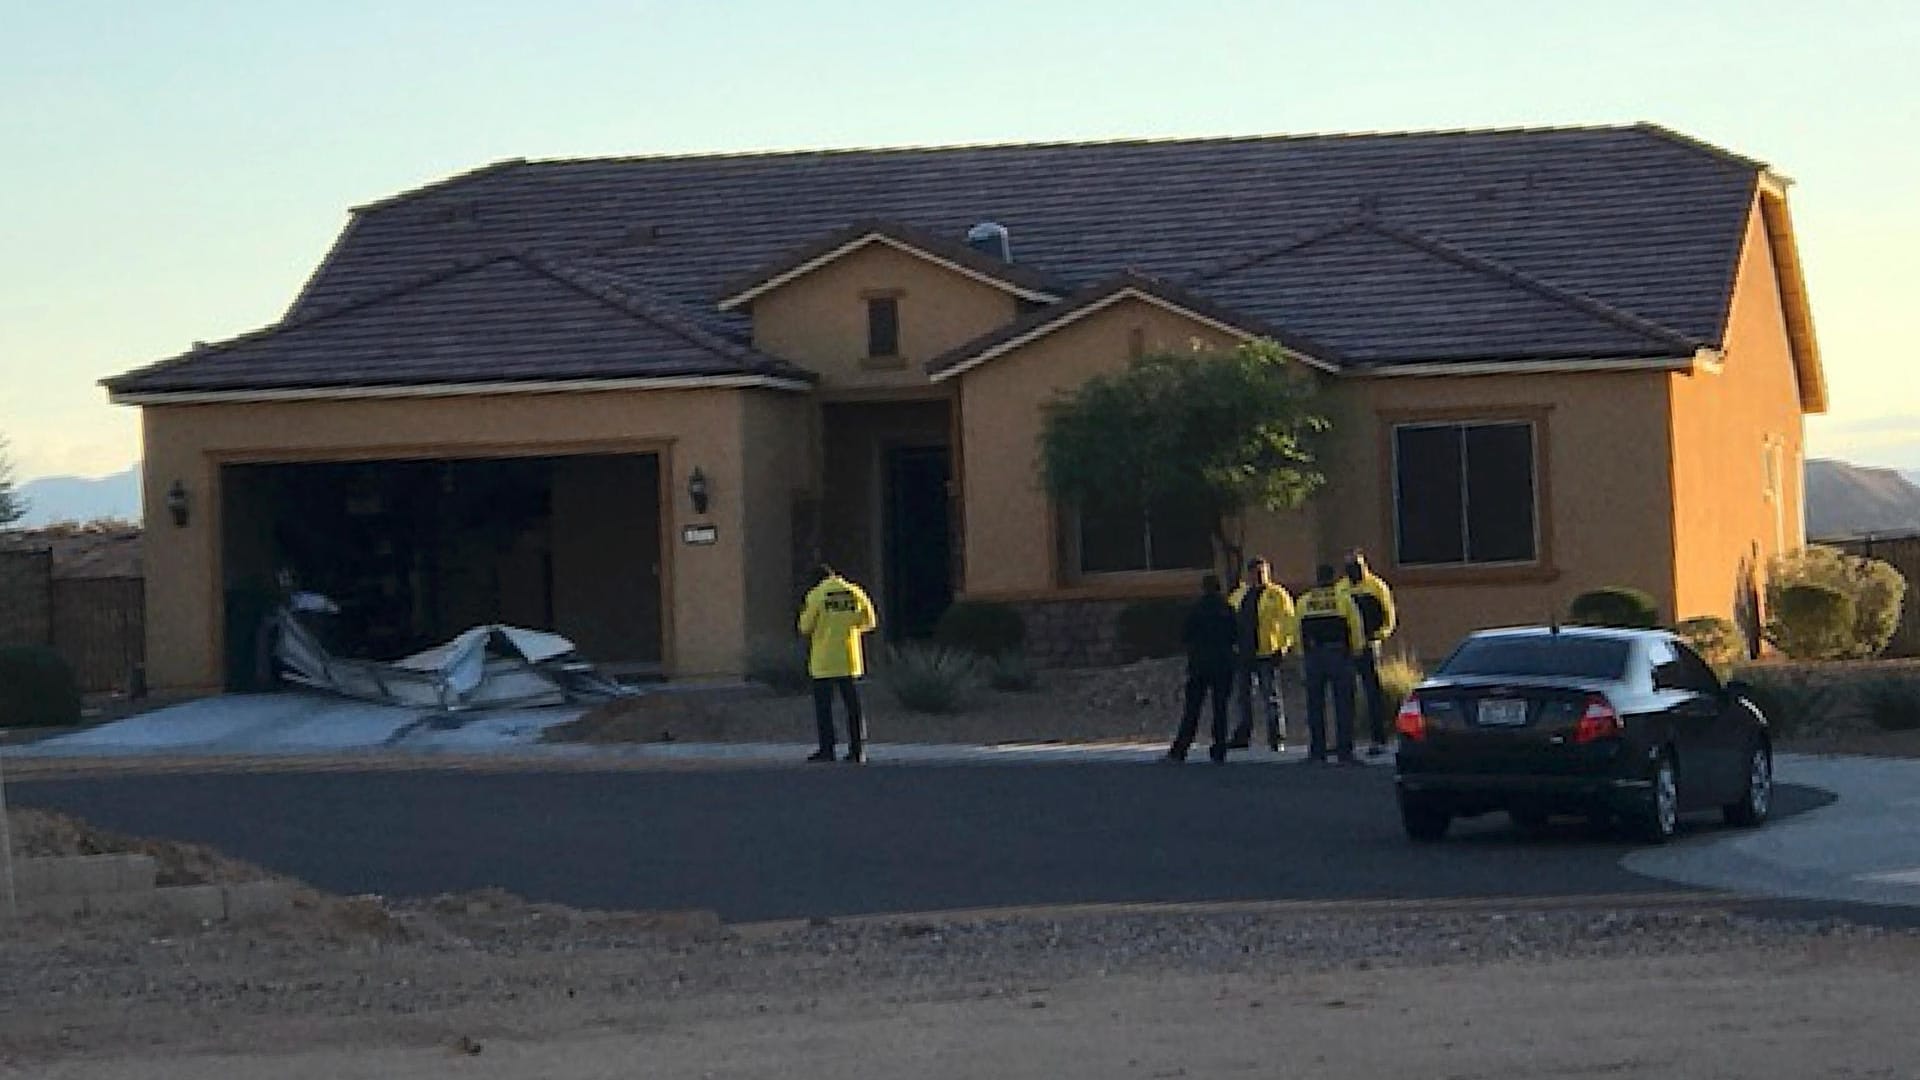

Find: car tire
[1401,797,1451,843]
[1624,752,1680,844]
[1722,742,1773,827]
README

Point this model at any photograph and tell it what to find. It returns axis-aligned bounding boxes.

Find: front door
[883,446,953,640]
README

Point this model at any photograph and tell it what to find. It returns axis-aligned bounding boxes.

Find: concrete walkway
[1626,753,1920,910]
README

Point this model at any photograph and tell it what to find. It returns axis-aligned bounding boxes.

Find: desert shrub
[1729,667,1841,739]
[1765,583,1856,661]
[744,637,811,695]
[882,643,979,714]
[933,601,1026,658]
[984,651,1040,692]
[1674,616,1742,677]
[1568,587,1660,630]
[1766,546,1908,659]
[1860,676,1920,732]
[1116,598,1189,661]
[0,645,81,728]
[1376,653,1425,709]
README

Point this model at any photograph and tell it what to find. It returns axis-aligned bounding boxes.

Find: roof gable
[106,252,812,399]
[714,220,1067,310]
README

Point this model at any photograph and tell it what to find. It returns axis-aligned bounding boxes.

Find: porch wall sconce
[687,467,710,515]
[165,480,190,527]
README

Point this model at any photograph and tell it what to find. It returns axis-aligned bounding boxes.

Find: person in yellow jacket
[1225,557,1295,753]
[1340,549,1399,757]
[1292,563,1367,764]
[797,563,878,763]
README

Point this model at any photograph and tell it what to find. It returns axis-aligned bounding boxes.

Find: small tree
[0,435,24,528]
[1766,546,1907,659]
[1040,341,1328,579]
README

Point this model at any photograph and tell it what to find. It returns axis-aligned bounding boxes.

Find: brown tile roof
[105,251,812,396]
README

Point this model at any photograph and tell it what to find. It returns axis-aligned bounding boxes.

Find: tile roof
[105,251,811,396]
[714,220,1072,308]
[1192,218,1704,364]
[289,123,1762,353]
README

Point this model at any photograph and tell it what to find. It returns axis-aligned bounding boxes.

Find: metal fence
[1830,534,1920,658]
[0,549,145,693]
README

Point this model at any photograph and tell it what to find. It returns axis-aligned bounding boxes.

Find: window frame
[1064,496,1217,580]
[862,290,903,365]
[1390,418,1541,568]
[1377,406,1556,585]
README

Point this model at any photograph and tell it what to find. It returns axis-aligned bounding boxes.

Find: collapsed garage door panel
[220,454,661,686]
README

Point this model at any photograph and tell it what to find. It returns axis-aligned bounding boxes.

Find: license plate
[1476,698,1528,727]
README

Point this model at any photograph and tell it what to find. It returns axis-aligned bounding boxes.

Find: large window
[1078,491,1214,575]
[1394,420,1538,566]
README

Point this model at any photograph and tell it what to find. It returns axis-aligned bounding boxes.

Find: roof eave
[716,231,1062,312]
[1755,190,1827,415]
[106,373,815,406]
[1350,352,1704,377]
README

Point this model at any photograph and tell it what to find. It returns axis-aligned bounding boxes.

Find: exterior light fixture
[687,467,710,515]
[165,480,190,527]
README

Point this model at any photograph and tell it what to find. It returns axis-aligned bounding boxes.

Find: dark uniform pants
[1230,655,1285,748]
[1172,668,1233,759]
[1354,642,1389,746]
[812,677,865,753]
[1303,646,1357,760]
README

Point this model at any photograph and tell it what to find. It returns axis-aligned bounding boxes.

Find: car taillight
[1573,694,1623,743]
[1395,695,1426,741]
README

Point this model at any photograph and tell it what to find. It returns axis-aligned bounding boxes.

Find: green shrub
[744,637,811,696]
[1674,616,1743,677]
[0,646,82,728]
[1861,676,1920,732]
[1766,546,1908,659]
[1765,583,1856,660]
[933,601,1026,657]
[882,644,980,714]
[984,651,1040,692]
[1568,587,1660,629]
[1730,667,1840,739]
[1116,598,1189,661]
[1377,653,1425,709]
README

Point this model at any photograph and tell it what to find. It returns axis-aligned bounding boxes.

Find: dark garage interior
[220,454,662,689]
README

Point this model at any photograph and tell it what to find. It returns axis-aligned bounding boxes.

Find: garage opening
[219,454,662,691]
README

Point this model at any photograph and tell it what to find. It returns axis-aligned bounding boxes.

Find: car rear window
[1438,636,1632,680]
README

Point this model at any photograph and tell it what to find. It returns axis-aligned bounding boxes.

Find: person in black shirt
[1166,574,1239,764]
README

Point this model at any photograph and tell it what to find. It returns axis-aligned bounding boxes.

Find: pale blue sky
[3,0,1917,481]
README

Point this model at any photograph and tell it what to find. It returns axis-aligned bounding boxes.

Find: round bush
[1568,587,1660,629]
[1116,597,1189,661]
[1674,616,1742,675]
[1765,582,1856,660]
[0,645,82,728]
[933,601,1026,657]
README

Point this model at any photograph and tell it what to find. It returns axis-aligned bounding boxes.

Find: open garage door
[220,453,662,691]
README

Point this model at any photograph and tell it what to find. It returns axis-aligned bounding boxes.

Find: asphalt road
[8,762,1831,922]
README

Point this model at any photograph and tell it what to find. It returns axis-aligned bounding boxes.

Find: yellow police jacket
[1291,585,1365,654]
[1338,571,1397,642]
[798,576,878,679]
[1226,582,1295,658]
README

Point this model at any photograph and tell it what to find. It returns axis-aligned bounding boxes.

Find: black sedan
[1393,626,1773,843]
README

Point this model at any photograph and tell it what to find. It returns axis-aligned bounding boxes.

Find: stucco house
[106,123,1822,692]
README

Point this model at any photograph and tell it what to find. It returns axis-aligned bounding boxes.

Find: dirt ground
[549,658,1341,747]
[13,935,1920,1079]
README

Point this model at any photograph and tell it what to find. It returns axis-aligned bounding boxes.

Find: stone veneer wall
[1010,597,1134,668]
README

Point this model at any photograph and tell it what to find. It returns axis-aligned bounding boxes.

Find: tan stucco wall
[738,390,815,648]
[1669,197,1808,628]
[139,389,761,691]
[955,297,1255,597]
[1321,372,1678,661]
[749,242,1020,391]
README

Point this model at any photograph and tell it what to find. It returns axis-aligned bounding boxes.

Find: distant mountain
[15,466,142,527]
[1805,458,1920,539]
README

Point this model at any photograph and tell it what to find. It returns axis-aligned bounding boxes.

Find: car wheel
[1722,742,1772,827]
[1400,797,1451,842]
[1625,753,1679,844]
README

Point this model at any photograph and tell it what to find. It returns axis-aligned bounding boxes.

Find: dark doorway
[883,446,953,640]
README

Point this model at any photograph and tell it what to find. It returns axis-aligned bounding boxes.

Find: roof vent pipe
[966,221,1012,262]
